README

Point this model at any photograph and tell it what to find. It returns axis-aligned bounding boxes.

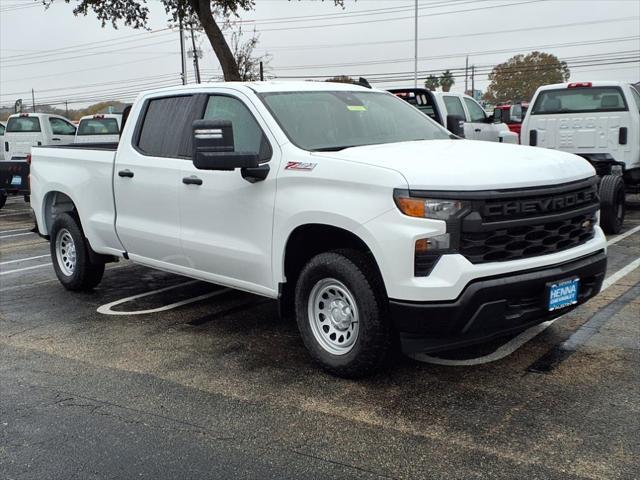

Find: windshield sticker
[347,105,367,112]
[285,161,316,171]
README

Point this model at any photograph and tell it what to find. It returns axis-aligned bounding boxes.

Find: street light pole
[414,0,418,88]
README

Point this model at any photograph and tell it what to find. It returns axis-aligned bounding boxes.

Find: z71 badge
[285,161,317,171]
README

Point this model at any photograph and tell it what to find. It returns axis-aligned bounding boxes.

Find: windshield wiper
[312,145,358,152]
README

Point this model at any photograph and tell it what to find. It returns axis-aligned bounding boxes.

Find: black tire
[294,249,393,378]
[24,195,30,203]
[0,192,6,210]
[599,175,626,234]
[50,212,105,291]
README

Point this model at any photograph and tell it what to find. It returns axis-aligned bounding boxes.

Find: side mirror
[192,119,259,171]
[446,114,465,138]
[492,108,503,123]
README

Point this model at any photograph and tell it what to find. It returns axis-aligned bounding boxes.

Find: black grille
[457,179,599,264]
[460,212,597,263]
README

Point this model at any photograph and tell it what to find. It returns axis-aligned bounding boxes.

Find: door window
[49,117,76,135]
[0,123,4,136]
[463,98,487,122]
[136,95,200,158]
[203,95,272,161]
[630,87,640,113]
[443,96,467,120]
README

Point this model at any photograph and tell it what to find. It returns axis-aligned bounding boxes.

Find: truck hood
[313,139,595,190]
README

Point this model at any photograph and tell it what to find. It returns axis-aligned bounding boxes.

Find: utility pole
[414,0,418,88]
[65,100,69,117]
[464,56,469,94]
[190,24,201,84]
[259,61,264,81]
[471,65,475,97]
[179,17,187,85]
[31,89,36,113]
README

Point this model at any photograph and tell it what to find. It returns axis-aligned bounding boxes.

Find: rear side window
[137,95,200,158]
[49,118,76,135]
[6,116,41,133]
[532,87,628,115]
[630,87,640,113]
[443,96,466,120]
[463,97,486,122]
[78,118,119,135]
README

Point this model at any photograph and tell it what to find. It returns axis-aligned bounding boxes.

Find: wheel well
[43,191,77,235]
[280,224,386,314]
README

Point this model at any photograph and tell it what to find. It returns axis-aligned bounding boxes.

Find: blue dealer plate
[548,277,580,311]
[11,175,22,186]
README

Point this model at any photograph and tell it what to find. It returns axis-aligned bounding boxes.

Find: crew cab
[31,82,607,377]
[389,88,519,143]
[522,81,640,233]
[1,113,76,203]
[75,114,122,144]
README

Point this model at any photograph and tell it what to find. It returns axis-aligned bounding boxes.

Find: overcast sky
[1,0,638,109]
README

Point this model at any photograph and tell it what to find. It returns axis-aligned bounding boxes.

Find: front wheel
[50,212,105,291]
[0,191,6,210]
[294,250,392,378]
[599,175,626,234]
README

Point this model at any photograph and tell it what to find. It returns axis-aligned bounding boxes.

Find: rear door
[526,86,633,164]
[114,94,203,266]
[48,117,76,145]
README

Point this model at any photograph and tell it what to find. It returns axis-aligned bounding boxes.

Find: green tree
[43,0,343,81]
[325,75,358,84]
[484,51,570,104]
[439,70,455,92]
[424,74,439,91]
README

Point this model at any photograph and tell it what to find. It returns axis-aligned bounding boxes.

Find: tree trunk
[194,0,241,81]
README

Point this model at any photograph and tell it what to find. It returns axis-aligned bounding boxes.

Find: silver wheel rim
[307,278,359,355]
[55,228,77,276]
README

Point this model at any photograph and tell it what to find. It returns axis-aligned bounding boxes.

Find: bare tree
[230,26,271,81]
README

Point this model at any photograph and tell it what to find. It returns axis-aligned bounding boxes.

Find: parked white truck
[389,88,519,143]
[522,81,640,233]
[75,114,122,144]
[30,82,607,377]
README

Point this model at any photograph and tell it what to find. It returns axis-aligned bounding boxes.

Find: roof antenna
[358,77,372,89]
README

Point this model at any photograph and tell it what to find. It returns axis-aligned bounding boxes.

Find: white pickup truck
[31,82,607,377]
[389,88,519,143]
[522,81,640,234]
[75,114,122,144]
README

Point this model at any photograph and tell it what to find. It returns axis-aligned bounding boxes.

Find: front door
[463,97,495,142]
[179,91,280,294]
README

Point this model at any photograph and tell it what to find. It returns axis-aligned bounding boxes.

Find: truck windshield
[531,87,628,115]
[78,118,119,135]
[260,90,450,151]
[6,116,41,133]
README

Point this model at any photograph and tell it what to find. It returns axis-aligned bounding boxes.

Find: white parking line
[0,254,51,266]
[97,281,230,315]
[414,256,640,366]
[0,228,30,234]
[0,263,52,276]
[0,232,34,239]
[607,224,640,246]
[0,211,30,217]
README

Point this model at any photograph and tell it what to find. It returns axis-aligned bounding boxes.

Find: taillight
[26,154,32,165]
[568,82,592,88]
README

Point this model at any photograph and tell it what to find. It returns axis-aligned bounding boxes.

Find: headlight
[393,189,464,220]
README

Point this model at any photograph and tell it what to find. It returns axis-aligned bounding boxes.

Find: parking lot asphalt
[1,196,639,480]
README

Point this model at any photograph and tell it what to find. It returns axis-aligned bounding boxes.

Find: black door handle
[474,128,482,133]
[118,169,134,178]
[52,138,61,141]
[182,176,202,186]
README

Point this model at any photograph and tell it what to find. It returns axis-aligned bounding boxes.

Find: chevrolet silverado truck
[30,82,607,377]
[522,81,640,234]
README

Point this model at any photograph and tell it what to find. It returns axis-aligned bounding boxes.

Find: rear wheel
[294,249,392,378]
[50,213,104,291]
[599,175,626,234]
[0,192,6,210]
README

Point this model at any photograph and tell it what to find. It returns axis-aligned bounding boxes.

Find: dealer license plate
[548,277,580,311]
[10,175,22,186]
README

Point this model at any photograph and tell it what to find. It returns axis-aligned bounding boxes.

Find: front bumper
[390,250,607,354]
